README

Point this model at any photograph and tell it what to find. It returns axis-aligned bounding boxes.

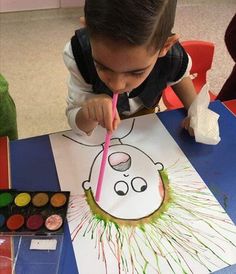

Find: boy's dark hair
[84,0,177,51]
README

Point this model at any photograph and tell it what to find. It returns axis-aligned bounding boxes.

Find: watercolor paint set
[0,189,70,235]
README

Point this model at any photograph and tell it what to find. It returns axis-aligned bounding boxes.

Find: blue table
[10,101,236,274]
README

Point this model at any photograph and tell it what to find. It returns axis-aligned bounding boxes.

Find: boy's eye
[95,64,107,71]
[94,61,145,78]
[130,71,145,78]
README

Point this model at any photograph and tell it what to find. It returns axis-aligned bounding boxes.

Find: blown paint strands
[0,190,70,235]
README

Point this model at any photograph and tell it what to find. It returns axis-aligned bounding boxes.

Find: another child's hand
[81,94,120,133]
[181,117,194,136]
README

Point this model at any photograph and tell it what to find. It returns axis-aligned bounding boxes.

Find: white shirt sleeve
[167,53,192,86]
[63,41,96,135]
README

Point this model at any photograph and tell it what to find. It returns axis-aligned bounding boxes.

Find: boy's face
[90,38,160,94]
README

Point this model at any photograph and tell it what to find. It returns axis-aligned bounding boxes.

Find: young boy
[63,0,196,136]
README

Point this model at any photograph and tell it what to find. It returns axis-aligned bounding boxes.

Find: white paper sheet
[50,114,236,274]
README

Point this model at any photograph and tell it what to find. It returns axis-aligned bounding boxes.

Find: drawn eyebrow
[93,58,151,73]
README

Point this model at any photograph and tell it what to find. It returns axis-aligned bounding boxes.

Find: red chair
[223,99,236,115]
[162,40,216,110]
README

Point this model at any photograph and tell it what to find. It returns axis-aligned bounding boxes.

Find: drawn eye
[114,181,129,196]
[131,177,147,192]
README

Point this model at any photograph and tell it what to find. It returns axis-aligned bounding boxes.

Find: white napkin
[188,84,221,145]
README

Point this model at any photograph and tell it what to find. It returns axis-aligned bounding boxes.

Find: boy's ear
[79,16,86,27]
[159,34,180,57]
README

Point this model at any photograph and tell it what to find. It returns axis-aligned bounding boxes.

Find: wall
[0,0,85,13]
[60,0,84,8]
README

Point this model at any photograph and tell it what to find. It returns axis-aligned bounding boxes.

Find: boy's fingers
[84,100,95,120]
[103,103,113,132]
[181,117,190,129]
[81,105,89,120]
[95,105,103,123]
[181,120,185,128]
[181,117,195,136]
[113,111,120,131]
[188,126,195,136]
[104,103,119,133]
[113,120,119,131]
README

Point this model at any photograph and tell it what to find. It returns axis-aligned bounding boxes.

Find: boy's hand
[80,94,120,133]
[181,117,194,136]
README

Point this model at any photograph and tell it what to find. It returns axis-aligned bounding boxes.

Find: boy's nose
[107,74,126,93]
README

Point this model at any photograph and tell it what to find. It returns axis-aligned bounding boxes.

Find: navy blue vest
[71,28,188,114]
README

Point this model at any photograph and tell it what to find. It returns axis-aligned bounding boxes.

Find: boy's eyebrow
[93,58,151,73]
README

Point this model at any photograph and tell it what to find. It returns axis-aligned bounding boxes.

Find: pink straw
[95,93,119,202]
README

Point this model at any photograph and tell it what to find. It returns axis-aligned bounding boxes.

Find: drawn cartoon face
[83,144,164,219]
